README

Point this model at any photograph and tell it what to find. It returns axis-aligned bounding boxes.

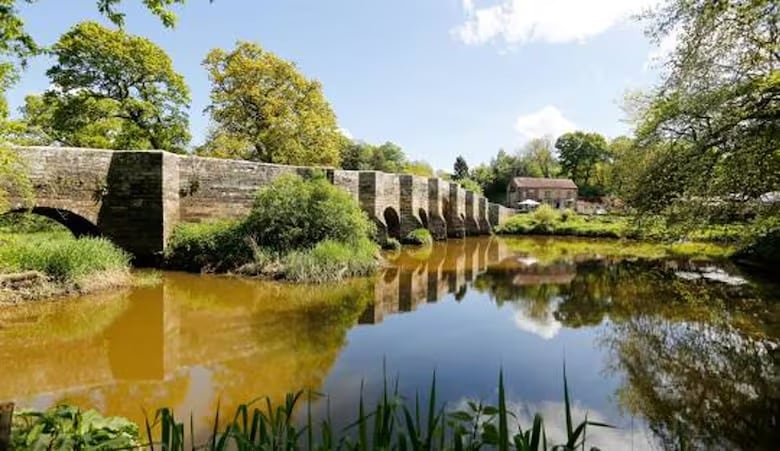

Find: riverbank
[0,229,149,304]
[494,206,748,245]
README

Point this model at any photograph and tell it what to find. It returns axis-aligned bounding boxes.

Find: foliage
[15,22,191,151]
[381,237,402,251]
[164,219,249,272]
[0,236,130,281]
[531,204,560,228]
[281,238,378,283]
[202,41,344,166]
[456,177,483,195]
[138,368,606,450]
[340,140,410,173]
[554,131,609,197]
[521,136,559,178]
[246,173,375,253]
[0,145,32,211]
[12,405,139,450]
[165,174,379,282]
[453,155,469,180]
[403,160,434,177]
[402,228,433,246]
[628,0,780,224]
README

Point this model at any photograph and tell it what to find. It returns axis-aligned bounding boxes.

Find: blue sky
[8,0,665,170]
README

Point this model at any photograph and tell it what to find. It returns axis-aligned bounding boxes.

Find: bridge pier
[426,178,448,240]
[464,192,481,236]
[446,183,466,238]
[478,197,492,234]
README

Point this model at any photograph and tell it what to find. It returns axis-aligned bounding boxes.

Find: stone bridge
[4,147,517,263]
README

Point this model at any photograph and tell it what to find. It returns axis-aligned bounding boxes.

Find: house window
[545,190,551,199]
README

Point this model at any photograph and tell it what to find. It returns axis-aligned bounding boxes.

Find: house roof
[510,177,577,189]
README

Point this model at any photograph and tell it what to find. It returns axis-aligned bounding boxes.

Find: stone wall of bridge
[5,147,518,262]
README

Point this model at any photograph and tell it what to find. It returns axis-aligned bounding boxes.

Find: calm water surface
[1,237,778,450]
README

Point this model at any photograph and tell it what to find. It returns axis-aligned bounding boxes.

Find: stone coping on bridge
[5,146,519,262]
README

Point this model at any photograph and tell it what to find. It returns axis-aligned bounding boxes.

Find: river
[0,236,777,449]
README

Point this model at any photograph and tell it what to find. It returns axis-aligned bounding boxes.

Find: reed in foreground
[10,367,611,450]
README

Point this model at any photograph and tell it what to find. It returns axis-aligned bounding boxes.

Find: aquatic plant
[139,367,609,450]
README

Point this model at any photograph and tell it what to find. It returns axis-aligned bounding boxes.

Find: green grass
[497,208,751,244]
[0,236,130,282]
[281,238,379,283]
[12,367,609,450]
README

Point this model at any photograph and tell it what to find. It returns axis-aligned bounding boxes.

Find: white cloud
[514,106,576,141]
[453,0,657,46]
[450,396,655,450]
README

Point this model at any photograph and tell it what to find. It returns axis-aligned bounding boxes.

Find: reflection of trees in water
[472,258,780,450]
[606,318,779,450]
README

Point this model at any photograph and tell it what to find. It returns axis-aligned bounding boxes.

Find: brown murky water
[1,236,778,449]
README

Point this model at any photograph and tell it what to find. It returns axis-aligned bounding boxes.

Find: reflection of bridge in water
[360,237,514,323]
[0,237,515,430]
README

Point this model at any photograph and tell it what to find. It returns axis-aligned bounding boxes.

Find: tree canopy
[555,131,609,197]
[201,41,344,166]
[453,155,469,180]
[17,22,191,151]
[628,0,780,222]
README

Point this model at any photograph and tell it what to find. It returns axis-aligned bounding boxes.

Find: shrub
[560,208,576,222]
[381,237,402,251]
[402,228,433,246]
[282,238,378,283]
[245,173,376,253]
[164,220,248,272]
[532,204,560,227]
[0,237,130,281]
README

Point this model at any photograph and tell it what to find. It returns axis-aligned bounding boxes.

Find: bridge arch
[383,207,401,239]
[418,209,429,229]
[3,207,101,238]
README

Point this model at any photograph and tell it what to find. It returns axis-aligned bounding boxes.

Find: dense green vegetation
[12,369,608,450]
[165,173,380,282]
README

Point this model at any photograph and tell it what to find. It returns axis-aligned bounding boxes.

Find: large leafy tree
[630,0,780,221]
[23,22,191,151]
[1,0,198,207]
[521,136,558,178]
[554,131,608,196]
[202,41,344,166]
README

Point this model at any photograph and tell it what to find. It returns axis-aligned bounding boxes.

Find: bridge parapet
[6,147,516,261]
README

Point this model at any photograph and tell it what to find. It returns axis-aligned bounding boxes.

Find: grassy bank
[11,369,609,450]
[0,225,140,303]
[165,173,380,283]
[495,205,749,244]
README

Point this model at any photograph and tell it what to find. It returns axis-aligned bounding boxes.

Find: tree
[202,41,344,166]
[554,131,608,196]
[630,0,780,222]
[25,22,191,151]
[522,136,558,178]
[1,0,198,207]
[453,155,469,180]
[403,160,434,177]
